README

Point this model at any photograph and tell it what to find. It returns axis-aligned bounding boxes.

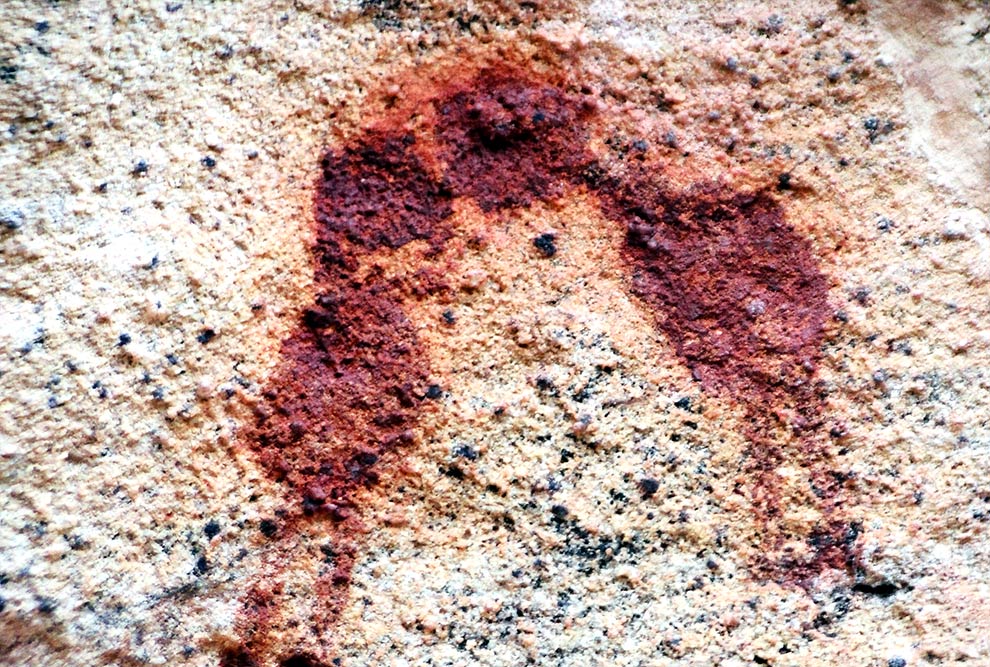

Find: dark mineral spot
[220,647,259,667]
[852,579,902,597]
[638,478,660,498]
[204,520,221,538]
[454,443,478,460]
[258,519,278,538]
[0,60,17,84]
[280,653,328,667]
[864,116,894,143]
[533,232,557,257]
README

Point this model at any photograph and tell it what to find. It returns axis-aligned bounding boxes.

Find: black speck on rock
[281,654,328,667]
[864,116,894,143]
[196,329,216,344]
[0,60,17,83]
[638,478,660,498]
[353,450,378,466]
[852,579,902,597]
[888,659,907,667]
[259,519,278,538]
[37,598,56,614]
[829,424,847,439]
[533,233,557,257]
[201,156,217,168]
[535,377,556,393]
[204,520,221,538]
[132,160,149,175]
[454,444,478,460]
[35,21,50,33]
[550,504,569,520]
[673,397,691,411]
[220,647,258,667]
[425,384,443,399]
[195,555,209,574]
[118,333,131,346]
[776,172,792,191]
[441,464,465,480]
[1,208,24,231]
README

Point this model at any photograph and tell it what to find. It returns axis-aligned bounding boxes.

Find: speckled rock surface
[1,1,989,666]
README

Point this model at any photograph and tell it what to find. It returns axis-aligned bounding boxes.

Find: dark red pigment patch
[600,176,854,579]
[230,64,853,664]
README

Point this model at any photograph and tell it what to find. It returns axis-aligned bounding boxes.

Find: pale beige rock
[1,1,989,666]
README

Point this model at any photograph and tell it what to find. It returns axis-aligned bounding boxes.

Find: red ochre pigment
[226,62,854,666]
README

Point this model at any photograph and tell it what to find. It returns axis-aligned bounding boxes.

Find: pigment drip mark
[227,64,854,666]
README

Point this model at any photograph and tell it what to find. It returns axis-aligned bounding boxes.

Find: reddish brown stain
[433,70,596,209]
[601,175,853,579]
[229,59,854,665]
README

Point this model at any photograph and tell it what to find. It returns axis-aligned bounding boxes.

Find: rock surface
[1,1,988,666]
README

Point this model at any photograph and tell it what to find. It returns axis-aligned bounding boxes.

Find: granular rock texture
[233,65,845,664]
[1,1,989,667]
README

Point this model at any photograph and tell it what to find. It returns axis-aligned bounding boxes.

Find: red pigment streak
[227,63,854,666]
[601,177,855,579]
